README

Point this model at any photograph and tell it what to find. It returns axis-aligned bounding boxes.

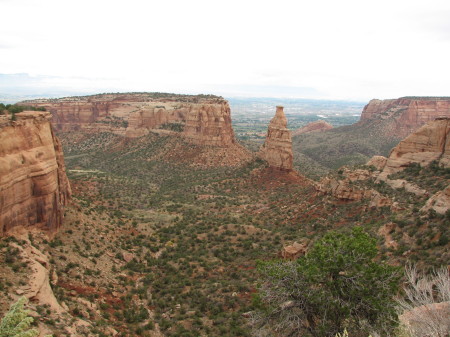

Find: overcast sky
[1,0,449,101]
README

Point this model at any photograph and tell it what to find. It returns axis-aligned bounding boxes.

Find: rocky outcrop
[259,106,293,170]
[125,106,187,138]
[292,120,333,136]
[10,238,64,313]
[379,118,450,179]
[359,97,450,138]
[421,185,450,215]
[315,177,372,201]
[0,111,71,235]
[22,93,239,148]
[280,241,309,260]
[315,174,392,208]
[183,102,236,146]
[366,155,387,171]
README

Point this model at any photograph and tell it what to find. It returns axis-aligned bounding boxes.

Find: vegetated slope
[1,128,448,337]
[292,120,401,179]
[293,96,450,179]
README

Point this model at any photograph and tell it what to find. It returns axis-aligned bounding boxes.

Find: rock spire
[259,106,293,170]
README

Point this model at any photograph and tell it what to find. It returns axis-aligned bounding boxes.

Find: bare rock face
[259,106,293,170]
[23,93,239,148]
[0,112,71,235]
[359,97,450,138]
[280,240,309,260]
[366,155,387,171]
[315,175,392,208]
[315,177,371,201]
[292,120,333,136]
[379,118,450,179]
[10,238,64,314]
[421,185,450,215]
[183,102,236,146]
[126,106,188,138]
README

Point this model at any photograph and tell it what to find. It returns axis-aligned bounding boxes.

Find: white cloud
[1,0,449,100]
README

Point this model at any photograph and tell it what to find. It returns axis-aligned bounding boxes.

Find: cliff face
[0,112,71,235]
[183,102,236,146]
[259,106,293,170]
[379,118,450,178]
[359,97,450,138]
[292,120,333,136]
[22,93,238,147]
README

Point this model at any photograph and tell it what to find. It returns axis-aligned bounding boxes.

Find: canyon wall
[0,111,71,235]
[259,106,293,170]
[22,93,238,147]
[359,97,450,138]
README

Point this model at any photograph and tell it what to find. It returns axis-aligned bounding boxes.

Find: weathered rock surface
[22,93,239,148]
[378,118,450,179]
[280,240,309,259]
[259,106,293,170]
[359,97,450,138]
[315,177,371,201]
[315,175,392,208]
[366,155,387,171]
[384,179,428,197]
[183,102,236,146]
[292,120,333,136]
[0,112,71,235]
[421,185,450,215]
[10,238,64,314]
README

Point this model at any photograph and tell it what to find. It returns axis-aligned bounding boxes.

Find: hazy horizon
[1,0,449,102]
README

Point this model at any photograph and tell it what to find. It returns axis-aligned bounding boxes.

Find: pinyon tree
[250,227,401,337]
[0,297,51,337]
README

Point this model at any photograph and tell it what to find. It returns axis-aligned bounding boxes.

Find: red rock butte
[21,93,239,148]
[259,106,294,171]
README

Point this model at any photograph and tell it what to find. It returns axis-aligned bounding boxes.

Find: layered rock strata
[292,120,333,136]
[259,106,293,170]
[22,93,239,148]
[359,97,450,138]
[0,112,71,235]
[378,118,450,179]
[183,102,236,146]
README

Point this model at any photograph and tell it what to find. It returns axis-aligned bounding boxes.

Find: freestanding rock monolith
[259,106,293,170]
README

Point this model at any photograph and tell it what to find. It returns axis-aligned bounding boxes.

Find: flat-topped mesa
[21,93,238,147]
[359,97,450,138]
[259,106,293,170]
[0,112,71,236]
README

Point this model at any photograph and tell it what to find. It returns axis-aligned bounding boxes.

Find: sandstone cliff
[259,106,293,170]
[22,93,239,148]
[292,120,333,136]
[0,111,71,235]
[359,97,450,138]
[378,118,450,178]
[183,102,236,146]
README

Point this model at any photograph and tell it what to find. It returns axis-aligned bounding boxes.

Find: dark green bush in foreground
[252,227,401,337]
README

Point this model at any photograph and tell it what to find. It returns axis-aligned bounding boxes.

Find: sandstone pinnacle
[259,106,293,170]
